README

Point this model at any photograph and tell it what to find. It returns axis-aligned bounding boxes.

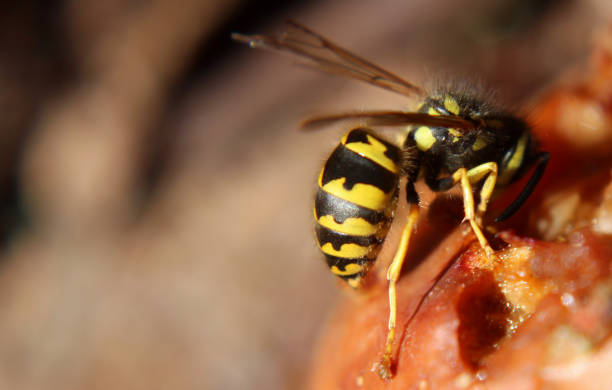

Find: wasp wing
[302,110,476,130]
[232,20,424,98]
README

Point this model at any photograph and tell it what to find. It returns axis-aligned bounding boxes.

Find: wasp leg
[465,162,498,226]
[451,167,495,258]
[376,182,419,380]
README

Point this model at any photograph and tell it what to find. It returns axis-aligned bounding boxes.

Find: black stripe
[344,128,371,144]
[315,224,381,252]
[339,273,364,281]
[323,254,373,272]
[314,190,389,225]
[321,145,399,194]
[344,128,400,164]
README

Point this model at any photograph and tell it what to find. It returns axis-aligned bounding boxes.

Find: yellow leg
[466,162,498,225]
[375,203,419,380]
[452,167,495,258]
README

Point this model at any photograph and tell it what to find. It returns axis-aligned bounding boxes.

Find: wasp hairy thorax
[233,21,549,381]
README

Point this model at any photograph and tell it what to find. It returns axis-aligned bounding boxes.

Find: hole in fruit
[457,270,510,369]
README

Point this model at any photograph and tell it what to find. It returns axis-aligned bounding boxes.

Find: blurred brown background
[0,0,609,389]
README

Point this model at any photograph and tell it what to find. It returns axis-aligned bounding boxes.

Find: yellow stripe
[319,175,393,211]
[347,277,362,288]
[316,214,381,236]
[428,107,440,116]
[330,263,364,276]
[320,242,371,258]
[448,129,462,137]
[499,132,528,185]
[342,134,399,174]
[444,95,461,115]
[472,135,488,151]
[414,126,436,151]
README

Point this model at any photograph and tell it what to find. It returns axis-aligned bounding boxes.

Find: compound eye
[500,142,517,169]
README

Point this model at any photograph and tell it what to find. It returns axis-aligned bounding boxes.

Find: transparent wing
[232,20,424,97]
[301,110,476,131]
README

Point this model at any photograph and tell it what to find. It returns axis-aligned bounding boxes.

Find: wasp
[233,21,549,380]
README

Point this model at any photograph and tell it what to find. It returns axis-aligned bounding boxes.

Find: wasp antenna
[495,152,550,222]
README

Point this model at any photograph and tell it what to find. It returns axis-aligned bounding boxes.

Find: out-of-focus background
[0,1,610,389]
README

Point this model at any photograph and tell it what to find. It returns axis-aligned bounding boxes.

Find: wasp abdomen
[314,128,401,288]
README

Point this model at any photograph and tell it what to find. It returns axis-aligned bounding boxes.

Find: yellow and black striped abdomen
[314,128,401,288]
